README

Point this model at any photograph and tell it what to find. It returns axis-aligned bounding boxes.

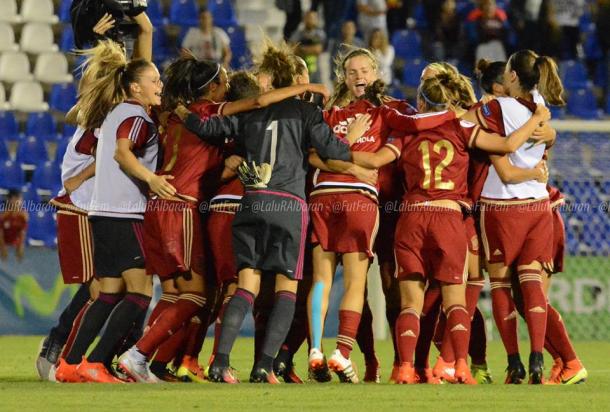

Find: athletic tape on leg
[311,281,324,349]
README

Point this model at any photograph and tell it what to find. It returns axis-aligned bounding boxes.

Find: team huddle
[34,29,588,386]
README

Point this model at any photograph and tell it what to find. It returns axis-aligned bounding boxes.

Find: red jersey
[312,100,455,200]
[466,101,491,203]
[1,211,27,246]
[388,114,481,205]
[157,100,227,202]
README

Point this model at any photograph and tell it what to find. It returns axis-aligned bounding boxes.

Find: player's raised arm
[176,104,239,146]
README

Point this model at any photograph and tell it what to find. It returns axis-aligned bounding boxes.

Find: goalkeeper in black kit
[174,94,371,383]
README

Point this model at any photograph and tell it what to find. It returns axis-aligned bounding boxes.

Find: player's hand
[534,160,549,183]
[346,113,372,145]
[380,95,397,104]
[534,104,551,123]
[307,84,330,104]
[237,161,272,188]
[225,155,244,172]
[349,164,378,186]
[175,104,191,121]
[529,122,556,148]
[64,176,83,195]
[148,175,176,199]
[93,13,115,36]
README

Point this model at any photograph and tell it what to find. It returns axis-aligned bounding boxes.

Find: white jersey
[57,127,98,211]
[480,91,548,200]
[89,101,158,219]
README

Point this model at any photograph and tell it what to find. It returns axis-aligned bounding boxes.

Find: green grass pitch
[0,337,608,411]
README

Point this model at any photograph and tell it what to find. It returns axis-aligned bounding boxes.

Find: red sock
[386,306,400,365]
[469,307,487,364]
[136,293,206,356]
[518,269,547,353]
[337,310,361,359]
[439,321,455,362]
[490,277,519,355]
[545,336,561,360]
[414,284,441,369]
[185,304,213,358]
[356,302,376,362]
[147,292,179,328]
[59,299,92,360]
[152,324,188,363]
[446,305,471,361]
[395,308,420,364]
[211,296,231,360]
[546,303,576,362]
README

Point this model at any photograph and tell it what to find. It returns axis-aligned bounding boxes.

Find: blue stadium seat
[169,0,199,27]
[59,0,71,22]
[412,3,428,29]
[21,182,40,203]
[208,0,238,28]
[50,83,77,114]
[16,136,48,168]
[55,139,70,163]
[560,60,590,90]
[26,112,56,140]
[606,95,610,115]
[147,0,167,26]
[567,87,601,119]
[226,26,249,69]
[32,160,61,196]
[152,28,170,62]
[391,30,422,60]
[27,209,56,247]
[0,111,20,142]
[0,141,9,161]
[62,123,77,139]
[402,59,426,88]
[388,80,406,100]
[0,160,24,191]
[583,32,603,61]
[549,106,566,120]
[60,26,75,52]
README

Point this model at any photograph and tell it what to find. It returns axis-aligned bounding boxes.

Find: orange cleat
[547,358,563,384]
[416,367,441,384]
[77,358,124,383]
[559,359,587,385]
[454,359,477,385]
[395,362,418,384]
[55,358,83,383]
[433,356,456,383]
[389,363,400,383]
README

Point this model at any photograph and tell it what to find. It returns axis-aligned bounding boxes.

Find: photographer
[71,0,153,61]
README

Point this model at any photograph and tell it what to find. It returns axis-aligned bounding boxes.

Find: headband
[419,88,448,108]
[198,64,221,90]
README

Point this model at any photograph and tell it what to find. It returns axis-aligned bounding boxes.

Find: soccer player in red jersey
[0,190,27,262]
[349,72,550,384]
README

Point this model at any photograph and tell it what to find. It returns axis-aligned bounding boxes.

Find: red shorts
[374,201,400,265]
[480,199,553,268]
[56,209,95,284]
[143,199,205,279]
[310,193,379,257]
[550,208,565,274]
[394,208,468,284]
[207,210,237,284]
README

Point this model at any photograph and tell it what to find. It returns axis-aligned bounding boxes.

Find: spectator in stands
[597,0,610,101]
[330,21,365,78]
[0,190,27,263]
[368,28,394,84]
[277,0,302,41]
[550,0,585,60]
[423,0,463,61]
[312,0,356,42]
[466,0,509,65]
[181,9,232,68]
[386,0,410,36]
[357,0,388,43]
[508,0,558,56]
[290,10,326,83]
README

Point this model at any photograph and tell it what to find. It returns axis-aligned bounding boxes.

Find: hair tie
[419,89,448,108]
[198,64,221,90]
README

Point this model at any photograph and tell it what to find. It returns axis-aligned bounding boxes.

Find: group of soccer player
[34,14,588,386]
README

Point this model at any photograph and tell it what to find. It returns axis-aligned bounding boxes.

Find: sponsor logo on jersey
[333,118,355,135]
[482,104,491,117]
[355,135,376,144]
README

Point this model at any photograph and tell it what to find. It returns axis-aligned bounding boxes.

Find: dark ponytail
[476,58,506,95]
[161,55,220,111]
[508,50,565,106]
[363,79,386,106]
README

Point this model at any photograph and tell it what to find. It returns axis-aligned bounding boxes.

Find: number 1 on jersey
[266,120,278,169]
[417,139,455,190]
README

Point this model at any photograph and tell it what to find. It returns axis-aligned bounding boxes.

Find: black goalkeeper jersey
[184,97,351,199]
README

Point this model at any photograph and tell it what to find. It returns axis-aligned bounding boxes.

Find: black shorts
[90,217,145,278]
[232,191,309,280]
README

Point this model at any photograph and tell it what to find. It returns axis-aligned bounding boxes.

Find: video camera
[71,0,148,49]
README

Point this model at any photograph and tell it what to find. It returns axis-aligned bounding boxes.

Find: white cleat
[327,349,359,383]
[118,347,161,384]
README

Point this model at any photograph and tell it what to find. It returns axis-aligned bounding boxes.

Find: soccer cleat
[471,363,493,384]
[274,360,304,384]
[117,348,161,384]
[55,358,83,383]
[432,356,456,383]
[389,363,399,383]
[207,364,240,384]
[308,348,332,383]
[528,351,545,384]
[547,358,563,384]
[327,349,359,383]
[250,367,281,384]
[504,354,526,384]
[363,356,381,383]
[176,364,206,383]
[415,367,440,384]
[454,359,477,385]
[559,359,587,385]
[395,362,417,384]
[77,358,125,383]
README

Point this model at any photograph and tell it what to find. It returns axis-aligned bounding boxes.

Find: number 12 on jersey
[418,139,455,190]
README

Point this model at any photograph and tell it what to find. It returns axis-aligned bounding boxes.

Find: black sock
[49,283,91,344]
[64,292,123,364]
[258,291,296,371]
[215,288,255,367]
[87,293,151,364]
[105,307,147,368]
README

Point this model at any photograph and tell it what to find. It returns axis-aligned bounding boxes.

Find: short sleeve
[475,100,505,136]
[384,134,405,159]
[74,129,98,155]
[459,119,482,149]
[116,116,151,149]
